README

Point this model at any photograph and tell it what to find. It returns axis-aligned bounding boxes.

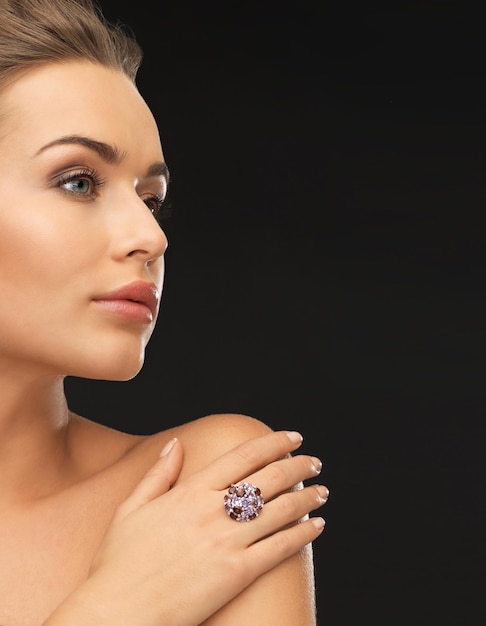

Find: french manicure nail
[287,431,303,444]
[312,517,326,530]
[160,437,177,457]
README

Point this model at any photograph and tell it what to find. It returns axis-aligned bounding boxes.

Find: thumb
[113,438,183,522]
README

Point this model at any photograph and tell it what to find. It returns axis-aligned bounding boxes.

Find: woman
[0,1,328,624]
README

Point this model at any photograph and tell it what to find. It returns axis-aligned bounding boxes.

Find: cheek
[0,205,105,365]
[1,198,99,270]
[0,203,103,316]
[0,210,47,284]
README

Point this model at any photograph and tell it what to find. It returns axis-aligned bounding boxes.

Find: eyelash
[54,167,173,222]
[55,167,106,199]
[143,192,173,223]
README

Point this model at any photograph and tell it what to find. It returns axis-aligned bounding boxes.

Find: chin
[102,356,145,381]
[109,363,145,382]
[70,348,146,382]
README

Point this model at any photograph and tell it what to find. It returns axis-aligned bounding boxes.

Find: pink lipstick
[92,281,159,323]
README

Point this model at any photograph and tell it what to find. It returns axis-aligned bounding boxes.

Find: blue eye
[63,177,92,195]
[56,167,105,198]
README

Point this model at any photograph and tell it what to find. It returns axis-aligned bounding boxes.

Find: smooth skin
[0,62,328,625]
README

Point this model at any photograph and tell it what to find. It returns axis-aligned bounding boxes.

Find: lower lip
[93,299,154,323]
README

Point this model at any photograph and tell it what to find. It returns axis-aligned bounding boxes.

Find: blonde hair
[0,0,142,91]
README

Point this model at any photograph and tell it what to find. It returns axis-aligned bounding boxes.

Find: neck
[0,369,72,505]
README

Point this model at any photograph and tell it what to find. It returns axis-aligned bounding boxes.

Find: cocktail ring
[224,482,264,521]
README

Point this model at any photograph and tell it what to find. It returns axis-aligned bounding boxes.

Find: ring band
[224,482,264,522]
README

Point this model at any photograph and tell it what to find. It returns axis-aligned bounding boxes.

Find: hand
[45,430,327,626]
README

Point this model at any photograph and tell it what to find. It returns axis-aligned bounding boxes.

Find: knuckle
[217,543,254,583]
[208,523,233,550]
[272,529,292,555]
[143,467,163,481]
[234,439,261,464]
[265,462,287,483]
[276,492,300,518]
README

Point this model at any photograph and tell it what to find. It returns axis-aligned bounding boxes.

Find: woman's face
[0,62,169,381]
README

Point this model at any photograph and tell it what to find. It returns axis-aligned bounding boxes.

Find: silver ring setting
[224,482,264,522]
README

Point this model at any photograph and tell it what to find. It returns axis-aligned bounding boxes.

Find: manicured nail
[287,431,303,444]
[316,485,329,502]
[311,457,323,473]
[160,438,177,457]
[312,517,326,530]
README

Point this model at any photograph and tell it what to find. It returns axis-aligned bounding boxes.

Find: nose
[109,190,168,266]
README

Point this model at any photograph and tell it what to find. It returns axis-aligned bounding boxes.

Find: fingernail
[316,485,329,502]
[286,431,303,444]
[312,517,326,530]
[311,456,323,474]
[160,438,177,457]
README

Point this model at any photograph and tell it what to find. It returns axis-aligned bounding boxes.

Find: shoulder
[176,412,272,448]
[71,412,273,488]
[176,413,273,478]
[134,413,273,480]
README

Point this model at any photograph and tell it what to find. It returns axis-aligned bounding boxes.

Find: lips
[92,281,159,322]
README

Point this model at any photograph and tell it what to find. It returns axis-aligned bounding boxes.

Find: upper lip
[93,280,160,319]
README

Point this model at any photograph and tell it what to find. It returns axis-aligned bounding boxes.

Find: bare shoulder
[176,413,273,477]
[133,413,273,480]
[69,412,273,491]
[176,412,272,449]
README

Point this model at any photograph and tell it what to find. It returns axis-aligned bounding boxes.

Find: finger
[238,484,328,542]
[245,514,326,580]
[113,438,184,522]
[244,454,323,501]
[198,430,304,490]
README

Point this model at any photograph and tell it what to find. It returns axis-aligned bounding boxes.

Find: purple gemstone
[224,482,264,522]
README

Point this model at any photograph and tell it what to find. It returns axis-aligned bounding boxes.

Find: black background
[65,2,485,624]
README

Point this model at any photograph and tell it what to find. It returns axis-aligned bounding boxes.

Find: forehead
[0,61,162,159]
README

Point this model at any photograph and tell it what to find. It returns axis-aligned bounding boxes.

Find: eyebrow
[35,134,169,182]
[146,161,170,183]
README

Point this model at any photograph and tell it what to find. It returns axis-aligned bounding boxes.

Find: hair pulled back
[0,0,142,91]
